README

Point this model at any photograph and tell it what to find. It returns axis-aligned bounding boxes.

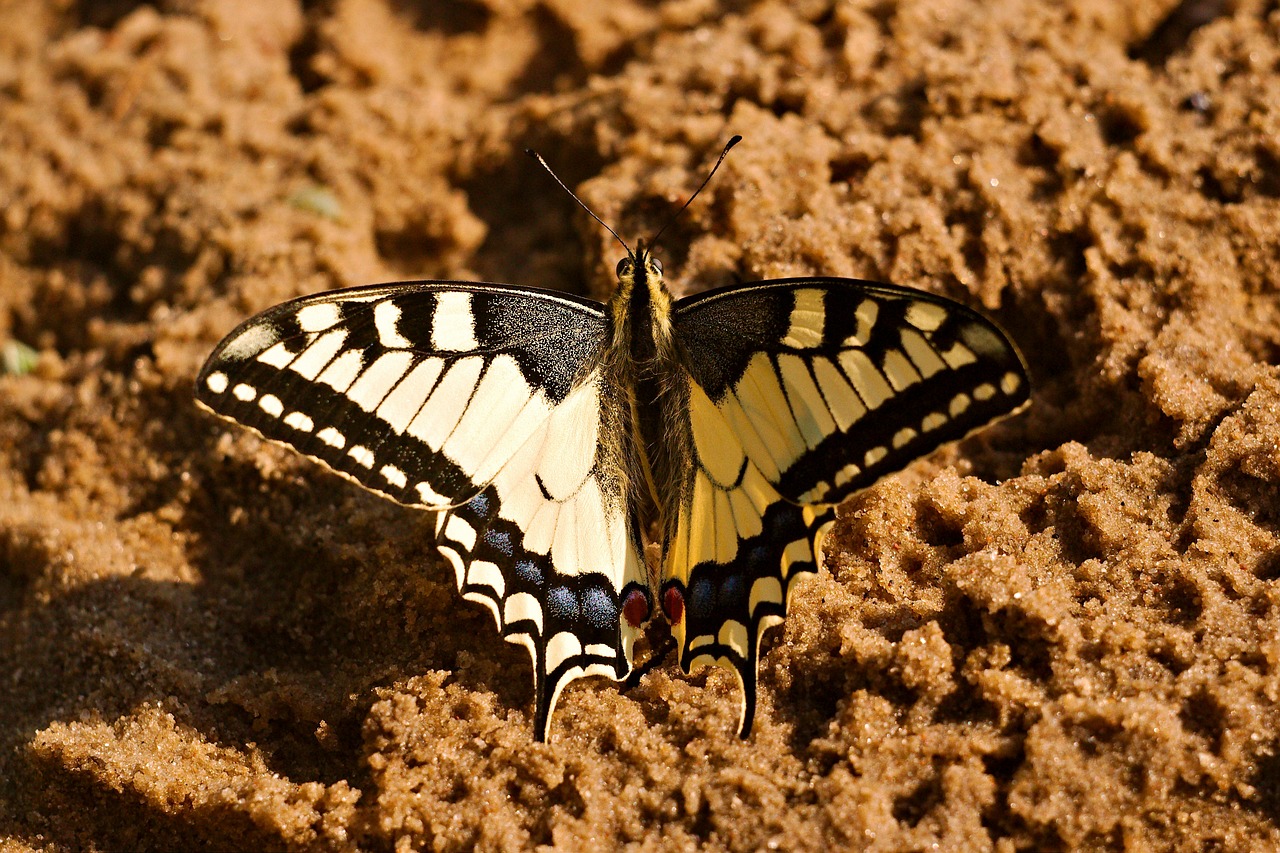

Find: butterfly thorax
[605,246,692,546]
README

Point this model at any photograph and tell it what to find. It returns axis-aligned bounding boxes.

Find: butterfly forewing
[674,278,1030,506]
[196,282,606,509]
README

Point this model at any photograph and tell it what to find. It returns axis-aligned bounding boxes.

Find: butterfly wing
[667,278,1030,734]
[196,282,648,741]
[432,370,648,741]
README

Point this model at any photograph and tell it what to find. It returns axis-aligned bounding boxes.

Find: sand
[2,0,1280,849]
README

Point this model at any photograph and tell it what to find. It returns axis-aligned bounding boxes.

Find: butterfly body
[197,241,1029,741]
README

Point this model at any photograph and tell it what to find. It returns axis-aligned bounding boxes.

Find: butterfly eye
[616,258,631,277]
[651,257,663,275]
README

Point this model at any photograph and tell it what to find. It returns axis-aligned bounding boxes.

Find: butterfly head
[614,241,664,285]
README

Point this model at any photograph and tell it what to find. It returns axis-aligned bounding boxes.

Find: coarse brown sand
[2,0,1280,849]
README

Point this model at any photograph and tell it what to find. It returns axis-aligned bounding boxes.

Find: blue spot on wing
[515,559,543,589]
[483,528,513,557]
[468,491,491,517]
[546,586,579,623]
[581,587,618,631]
[688,577,716,623]
[718,574,745,614]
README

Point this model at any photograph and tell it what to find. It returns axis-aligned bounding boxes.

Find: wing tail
[669,497,833,736]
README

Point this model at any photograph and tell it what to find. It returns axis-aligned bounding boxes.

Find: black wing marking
[674,278,1030,506]
[196,281,606,508]
[666,278,1029,735]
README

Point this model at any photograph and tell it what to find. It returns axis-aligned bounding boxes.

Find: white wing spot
[778,353,836,449]
[258,394,284,417]
[864,445,887,467]
[317,349,364,392]
[290,330,348,380]
[297,303,341,332]
[257,341,297,369]
[438,545,466,588]
[881,349,921,391]
[892,427,917,449]
[782,289,825,348]
[504,592,544,632]
[839,350,892,409]
[780,538,812,577]
[445,514,477,551]
[921,411,947,432]
[801,481,831,503]
[205,372,229,394]
[812,357,864,431]
[467,560,506,597]
[380,464,407,488]
[906,301,948,331]
[370,355,442,425]
[232,383,257,402]
[284,411,314,432]
[546,631,585,673]
[950,393,972,417]
[317,427,345,449]
[415,482,449,505]
[941,343,977,369]
[851,298,879,345]
[900,329,946,378]
[689,382,745,486]
[348,445,375,467]
[221,323,279,361]
[974,383,996,401]
[834,462,861,487]
[406,357,484,451]
[462,590,501,627]
[375,301,412,348]
[749,577,783,613]
[443,354,542,481]
[432,292,479,351]
[718,620,749,657]
[1001,371,1023,395]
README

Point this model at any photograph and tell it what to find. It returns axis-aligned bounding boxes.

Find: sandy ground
[2,0,1280,849]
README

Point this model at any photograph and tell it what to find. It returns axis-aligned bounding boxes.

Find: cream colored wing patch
[433,371,649,742]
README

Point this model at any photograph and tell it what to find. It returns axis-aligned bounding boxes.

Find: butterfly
[195,138,1030,741]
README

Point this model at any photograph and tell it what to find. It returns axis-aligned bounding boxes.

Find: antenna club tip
[727,134,742,147]
[523,148,538,158]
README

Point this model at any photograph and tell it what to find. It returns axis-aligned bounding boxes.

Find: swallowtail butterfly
[196,139,1030,741]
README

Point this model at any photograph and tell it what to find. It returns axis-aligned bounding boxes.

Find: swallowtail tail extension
[195,140,1030,741]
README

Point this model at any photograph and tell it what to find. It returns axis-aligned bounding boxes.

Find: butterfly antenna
[525,148,632,256]
[649,135,741,250]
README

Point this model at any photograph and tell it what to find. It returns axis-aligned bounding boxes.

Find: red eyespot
[662,586,685,625]
[622,588,650,628]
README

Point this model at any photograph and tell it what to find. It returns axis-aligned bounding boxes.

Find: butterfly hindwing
[197,282,647,741]
[666,278,1029,732]
[434,370,649,741]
